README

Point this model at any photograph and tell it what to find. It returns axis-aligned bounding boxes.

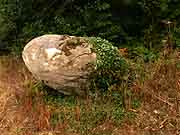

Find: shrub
[87,37,129,91]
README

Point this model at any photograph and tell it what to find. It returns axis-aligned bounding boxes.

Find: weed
[131,98,141,109]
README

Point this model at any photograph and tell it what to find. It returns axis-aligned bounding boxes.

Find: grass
[0,49,179,135]
[38,85,137,134]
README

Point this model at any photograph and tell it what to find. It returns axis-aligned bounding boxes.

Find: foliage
[139,0,180,49]
[0,0,123,53]
[174,25,180,48]
[127,46,159,62]
[0,0,179,53]
[87,37,129,91]
[88,37,128,70]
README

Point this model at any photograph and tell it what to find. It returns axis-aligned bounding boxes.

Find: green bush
[87,37,129,91]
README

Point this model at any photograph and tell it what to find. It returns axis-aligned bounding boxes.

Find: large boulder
[22,34,96,95]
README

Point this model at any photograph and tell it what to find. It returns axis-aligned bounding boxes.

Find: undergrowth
[29,81,140,134]
[0,48,179,135]
[86,37,131,92]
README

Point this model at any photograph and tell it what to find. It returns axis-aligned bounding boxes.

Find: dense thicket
[0,0,179,53]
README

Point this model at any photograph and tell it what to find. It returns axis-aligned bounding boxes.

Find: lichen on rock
[22,34,96,95]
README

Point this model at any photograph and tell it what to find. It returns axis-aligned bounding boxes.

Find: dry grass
[114,50,180,135]
[0,56,67,135]
[0,50,179,135]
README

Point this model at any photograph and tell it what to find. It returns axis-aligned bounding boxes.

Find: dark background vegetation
[0,0,179,54]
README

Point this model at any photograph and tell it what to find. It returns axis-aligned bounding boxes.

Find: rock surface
[22,34,96,95]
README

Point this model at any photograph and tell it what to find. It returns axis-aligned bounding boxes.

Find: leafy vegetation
[87,37,129,91]
[0,0,179,53]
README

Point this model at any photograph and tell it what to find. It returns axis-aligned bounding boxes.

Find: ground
[0,50,179,135]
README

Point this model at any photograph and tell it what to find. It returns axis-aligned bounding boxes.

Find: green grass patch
[32,84,141,134]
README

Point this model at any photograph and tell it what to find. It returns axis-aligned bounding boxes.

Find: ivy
[86,37,129,91]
